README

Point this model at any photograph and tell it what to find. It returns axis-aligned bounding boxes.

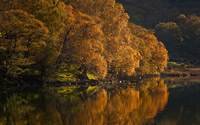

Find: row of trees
[155,14,200,65]
[0,0,168,83]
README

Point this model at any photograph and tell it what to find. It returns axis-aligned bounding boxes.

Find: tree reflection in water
[0,78,168,125]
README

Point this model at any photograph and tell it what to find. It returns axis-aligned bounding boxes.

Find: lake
[0,77,200,125]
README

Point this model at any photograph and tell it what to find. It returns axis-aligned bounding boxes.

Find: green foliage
[155,15,200,65]
[57,73,77,82]
[57,86,79,94]
[87,72,98,80]
[86,86,99,94]
[155,22,183,41]
[56,63,82,82]
[155,22,183,53]
[130,14,145,26]
[168,61,185,66]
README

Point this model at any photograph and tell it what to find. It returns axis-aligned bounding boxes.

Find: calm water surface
[0,77,200,125]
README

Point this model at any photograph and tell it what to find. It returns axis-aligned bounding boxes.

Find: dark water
[0,78,200,125]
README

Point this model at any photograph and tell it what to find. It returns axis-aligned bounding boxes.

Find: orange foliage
[58,5,107,78]
[69,0,142,77]
[129,23,168,75]
[0,9,49,75]
[0,0,169,80]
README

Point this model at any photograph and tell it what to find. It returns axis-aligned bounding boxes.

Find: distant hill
[117,0,200,7]
[116,0,200,28]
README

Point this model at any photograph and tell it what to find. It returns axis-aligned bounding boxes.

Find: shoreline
[1,66,200,87]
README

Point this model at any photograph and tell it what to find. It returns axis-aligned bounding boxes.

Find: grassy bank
[161,62,200,77]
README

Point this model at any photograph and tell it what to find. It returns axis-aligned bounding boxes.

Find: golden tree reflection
[0,78,169,125]
[72,89,107,125]
[135,78,169,123]
[103,86,141,124]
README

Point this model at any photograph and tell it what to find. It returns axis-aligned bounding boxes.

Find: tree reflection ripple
[0,78,168,125]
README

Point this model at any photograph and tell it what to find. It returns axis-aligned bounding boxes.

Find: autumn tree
[0,0,67,33]
[0,10,49,79]
[70,0,141,77]
[0,0,70,81]
[57,5,107,79]
[129,23,168,74]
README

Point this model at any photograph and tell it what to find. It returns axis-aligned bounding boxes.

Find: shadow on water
[155,77,200,125]
[0,78,169,125]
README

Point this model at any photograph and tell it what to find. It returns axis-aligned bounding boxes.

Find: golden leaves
[0,0,169,80]
[59,5,107,78]
[61,0,168,78]
[0,9,50,78]
[0,10,48,38]
[0,10,49,56]
[129,22,168,75]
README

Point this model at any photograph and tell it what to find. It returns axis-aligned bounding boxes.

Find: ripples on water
[1,77,200,125]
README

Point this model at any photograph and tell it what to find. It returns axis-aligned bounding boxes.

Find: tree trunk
[56,26,74,64]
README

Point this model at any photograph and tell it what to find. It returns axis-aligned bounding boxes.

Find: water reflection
[155,82,200,125]
[0,78,168,125]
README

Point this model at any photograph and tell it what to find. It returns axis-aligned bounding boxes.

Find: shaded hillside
[117,0,200,28]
